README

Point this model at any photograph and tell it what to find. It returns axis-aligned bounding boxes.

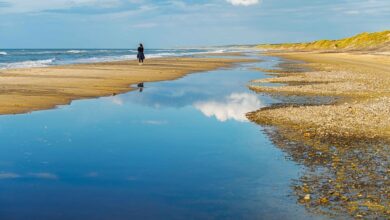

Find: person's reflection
[137,82,144,92]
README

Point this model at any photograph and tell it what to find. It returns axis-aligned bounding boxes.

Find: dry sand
[248,51,390,139]
[0,56,250,115]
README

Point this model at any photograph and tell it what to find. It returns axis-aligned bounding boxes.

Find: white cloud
[131,22,157,28]
[345,10,360,15]
[226,0,260,6]
[194,93,263,122]
[0,0,121,13]
[331,0,390,15]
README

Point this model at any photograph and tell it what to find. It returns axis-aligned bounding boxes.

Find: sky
[0,0,389,48]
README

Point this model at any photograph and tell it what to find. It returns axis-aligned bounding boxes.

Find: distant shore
[247,50,390,139]
[0,55,251,115]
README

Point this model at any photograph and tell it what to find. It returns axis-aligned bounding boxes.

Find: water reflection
[0,172,20,179]
[109,69,273,123]
[194,93,264,122]
[0,55,324,219]
[111,96,124,105]
[106,63,276,110]
[137,82,144,92]
[0,172,57,180]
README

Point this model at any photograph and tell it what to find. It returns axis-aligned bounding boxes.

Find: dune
[257,30,390,52]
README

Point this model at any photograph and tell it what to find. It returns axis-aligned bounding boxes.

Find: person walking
[137,43,145,65]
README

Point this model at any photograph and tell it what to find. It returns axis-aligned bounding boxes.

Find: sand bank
[248,52,390,139]
[0,56,251,115]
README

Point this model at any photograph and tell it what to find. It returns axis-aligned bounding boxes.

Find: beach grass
[257,30,390,51]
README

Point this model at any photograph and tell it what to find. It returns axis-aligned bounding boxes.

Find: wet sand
[0,56,251,115]
[248,51,390,139]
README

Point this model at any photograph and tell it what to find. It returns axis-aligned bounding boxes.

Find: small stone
[302,186,310,193]
[304,194,311,201]
[319,197,329,204]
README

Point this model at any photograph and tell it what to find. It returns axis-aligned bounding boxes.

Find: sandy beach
[0,56,250,115]
[2,0,389,219]
[248,51,390,139]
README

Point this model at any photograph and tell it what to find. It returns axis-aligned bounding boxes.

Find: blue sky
[0,0,389,48]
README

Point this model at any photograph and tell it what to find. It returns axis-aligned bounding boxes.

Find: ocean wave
[71,55,136,64]
[147,52,177,58]
[0,58,55,69]
[70,52,177,64]
[11,50,87,55]
[66,50,87,54]
[69,50,227,64]
[0,48,250,69]
[13,51,63,55]
[212,49,226,53]
[0,51,7,55]
[29,51,54,55]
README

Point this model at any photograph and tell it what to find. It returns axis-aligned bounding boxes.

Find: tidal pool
[0,55,327,219]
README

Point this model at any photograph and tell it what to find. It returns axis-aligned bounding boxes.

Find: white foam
[147,52,176,58]
[0,51,7,55]
[0,58,55,69]
[68,51,182,64]
[71,55,136,64]
[212,49,225,53]
[67,50,86,54]
[71,52,178,64]
[14,51,64,55]
[0,48,251,69]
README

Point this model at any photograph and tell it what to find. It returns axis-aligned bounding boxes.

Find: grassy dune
[257,30,390,51]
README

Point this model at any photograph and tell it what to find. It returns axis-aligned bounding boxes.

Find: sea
[0,48,241,69]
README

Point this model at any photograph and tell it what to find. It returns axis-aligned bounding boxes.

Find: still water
[0,55,325,219]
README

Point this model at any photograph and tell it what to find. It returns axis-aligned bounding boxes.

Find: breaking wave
[66,50,87,54]
[0,58,55,69]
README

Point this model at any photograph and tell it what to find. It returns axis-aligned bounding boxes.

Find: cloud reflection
[0,172,20,179]
[111,96,124,106]
[28,172,58,180]
[0,172,58,180]
[194,93,263,122]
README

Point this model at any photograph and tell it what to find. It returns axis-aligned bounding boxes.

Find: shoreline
[247,51,390,139]
[0,55,252,115]
[247,50,390,218]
